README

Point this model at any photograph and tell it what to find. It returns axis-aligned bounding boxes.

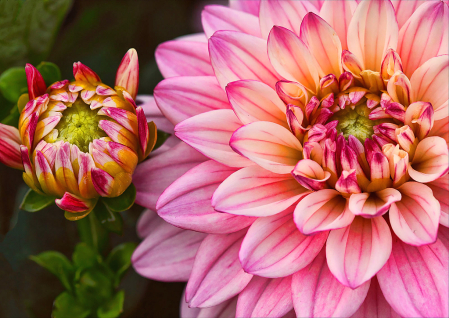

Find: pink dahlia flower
[133,0,449,317]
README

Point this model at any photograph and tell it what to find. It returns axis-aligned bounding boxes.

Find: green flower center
[55,99,106,152]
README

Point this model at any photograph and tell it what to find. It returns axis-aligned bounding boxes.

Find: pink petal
[410,55,449,121]
[292,249,370,318]
[348,188,402,218]
[115,48,139,99]
[326,216,392,288]
[25,63,46,100]
[181,291,238,318]
[392,0,427,29]
[292,159,331,191]
[154,76,229,125]
[397,1,448,77]
[0,124,23,170]
[429,117,449,146]
[320,0,357,50]
[377,229,449,317]
[230,121,303,174]
[267,26,319,94]
[55,192,95,213]
[136,209,160,239]
[226,80,287,127]
[389,182,441,245]
[294,189,354,235]
[136,95,175,133]
[132,218,206,282]
[133,142,207,210]
[236,276,293,318]
[175,109,253,168]
[157,160,255,234]
[91,168,114,197]
[155,40,213,78]
[347,0,398,71]
[185,230,253,308]
[229,0,260,16]
[212,165,310,217]
[202,5,261,38]
[240,207,327,277]
[209,30,280,89]
[259,0,318,39]
[386,71,412,106]
[73,62,101,84]
[426,175,449,227]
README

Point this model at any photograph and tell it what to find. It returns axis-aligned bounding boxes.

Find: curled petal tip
[55,192,96,213]
[25,63,47,100]
[73,62,101,84]
[115,48,139,99]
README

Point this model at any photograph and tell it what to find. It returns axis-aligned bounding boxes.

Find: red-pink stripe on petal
[236,276,293,318]
[55,192,94,213]
[381,49,403,81]
[97,107,137,134]
[349,188,401,218]
[292,249,370,318]
[393,0,427,29]
[212,165,310,217]
[377,229,449,317]
[292,159,331,191]
[91,168,114,197]
[156,160,255,234]
[25,64,47,100]
[320,0,357,50]
[335,169,361,194]
[326,216,392,289]
[0,124,22,170]
[50,80,69,90]
[73,62,101,84]
[185,230,253,308]
[181,291,237,318]
[229,0,260,16]
[136,106,149,155]
[115,48,139,99]
[426,175,449,227]
[239,207,328,278]
[386,71,412,106]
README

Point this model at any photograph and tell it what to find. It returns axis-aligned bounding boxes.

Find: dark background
[0,0,227,317]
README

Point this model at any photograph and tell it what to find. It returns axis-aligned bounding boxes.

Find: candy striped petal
[181,292,237,318]
[300,13,343,77]
[294,189,354,235]
[292,159,331,191]
[212,165,310,217]
[229,0,260,16]
[209,30,280,89]
[240,208,328,278]
[73,62,101,84]
[236,276,293,318]
[132,218,206,282]
[326,216,392,289]
[349,188,402,218]
[267,26,319,94]
[259,0,318,39]
[377,228,449,317]
[35,150,64,197]
[90,168,114,197]
[77,152,97,199]
[136,107,149,157]
[97,107,138,134]
[175,109,252,168]
[392,0,427,29]
[426,176,449,227]
[25,64,46,100]
[409,136,449,183]
[155,40,213,78]
[115,48,139,99]
[99,120,139,152]
[429,117,449,146]
[320,0,357,50]
[347,0,398,71]
[157,160,255,234]
[226,80,287,127]
[154,76,229,125]
[202,5,261,38]
[389,182,441,245]
[55,142,78,195]
[410,55,449,120]
[0,124,22,170]
[106,141,138,174]
[292,249,370,318]
[185,230,253,308]
[133,142,207,210]
[230,121,303,174]
[55,192,96,213]
[397,1,448,77]
[350,277,401,318]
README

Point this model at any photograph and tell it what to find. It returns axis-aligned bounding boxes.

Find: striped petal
[0,124,22,170]
[349,188,402,218]
[90,168,114,197]
[229,0,260,16]
[320,0,357,50]
[25,63,46,100]
[426,176,449,227]
[73,62,101,84]
[77,152,97,199]
[97,107,137,134]
[35,150,64,197]
[181,292,238,318]
[292,159,331,191]
[55,142,78,195]
[99,120,139,152]
[55,192,96,213]
[392,0,427,29]
[115,48,139,99]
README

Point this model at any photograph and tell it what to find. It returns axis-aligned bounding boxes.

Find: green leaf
[52,292,90,318]
[75,268,113,308]
[102,183,136,212]
[30,251,74,291]
[0,67,27,103]
[20,189,55,212]
[77,212,108,253]
[153,129,171,151]
[97,290,125,318]
[72,243,100,270]
[106,242,136,286]
[94,200,123,234]
[37,61,61,86]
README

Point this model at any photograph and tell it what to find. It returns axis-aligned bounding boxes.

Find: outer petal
[294,189,354,235]
[0,124,23,170]
[292,249,370,318]
[136,209,160,239]
[73,62,101,84]
[175,109,253,168]
[185,230,253,308]
[154,76,229,126]
[135,95,174,134]
[157,160,255,234]
[259,0,318,39]
[410,55,449,120]
[25,63,47,100]
[155,40,213,78]
[320,0,357,50]
[236,276,293,318]
[267,26,319,93]
[133,142,207,210]
[212,165,310,217]
[426,176,449,227]
[202,5,261,38]
[240,208,328,277]
[389,182,441,245]
[348,188,402,218]
[326,216,392,289]
[397,1,448,77]
[230,121,303,174]
[392,0,426,29]
[377,229,449,317]
[229,0,260,16]
[132,218,206,282]
[347,0,399,71]
[55,193,96,213]
[115,48,139,99]
[181,292,237,318]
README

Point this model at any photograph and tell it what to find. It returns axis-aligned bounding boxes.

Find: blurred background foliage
[0,0,227,316]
